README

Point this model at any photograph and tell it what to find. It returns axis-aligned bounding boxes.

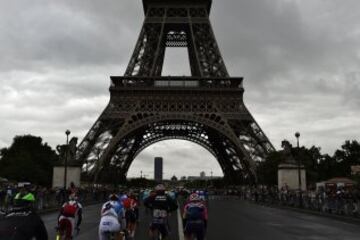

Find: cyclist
[144,184,178,240]
[57,193,82,239]
[99,195,123,240]
[14,183,36,208]
[122,191,139,239]
[119,191,128,202]
[197,190,206,201]
[166,190,176,201]
[103,194,125,222]
[183,193,208,240]
[0,184,48,239]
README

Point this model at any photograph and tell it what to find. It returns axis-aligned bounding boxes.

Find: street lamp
[295,131,303,208]
[295,132,301,190]
[64,129,71,190]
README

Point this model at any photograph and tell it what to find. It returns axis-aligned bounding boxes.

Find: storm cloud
[0,0,359,178]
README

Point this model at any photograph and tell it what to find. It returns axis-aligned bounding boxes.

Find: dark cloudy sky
[0,0,359,179]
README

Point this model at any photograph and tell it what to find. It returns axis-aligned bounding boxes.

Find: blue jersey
[166,191,176,200]
[142,190,150,201]
[198,191,207,201]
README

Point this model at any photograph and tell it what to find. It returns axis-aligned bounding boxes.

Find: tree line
[0,135,58,186]
[0,135,359,187]
[256,140,360,186]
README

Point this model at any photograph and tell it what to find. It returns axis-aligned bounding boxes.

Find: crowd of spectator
[0,181,111,212]
[214,185,360,218]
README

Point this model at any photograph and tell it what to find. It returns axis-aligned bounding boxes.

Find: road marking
[177,204,185,240]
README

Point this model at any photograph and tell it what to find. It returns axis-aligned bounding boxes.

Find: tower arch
[77,0,275,185]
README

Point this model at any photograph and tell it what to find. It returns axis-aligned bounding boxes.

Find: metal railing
[207,189,360,218]
[110,76,244,89]
[0,188,110,213]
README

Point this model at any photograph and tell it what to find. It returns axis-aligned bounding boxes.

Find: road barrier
[207,189,360,219]
[0,188,110,214]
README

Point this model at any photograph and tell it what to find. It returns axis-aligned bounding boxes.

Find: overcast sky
[0,0,359,179]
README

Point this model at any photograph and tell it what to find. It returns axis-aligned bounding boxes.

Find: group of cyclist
[0,183,209,240]
[98,184,209,240]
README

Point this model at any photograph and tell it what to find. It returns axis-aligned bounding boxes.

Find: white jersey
[101,202,119,219]
[99,201,122,240]
[99,215,121,240]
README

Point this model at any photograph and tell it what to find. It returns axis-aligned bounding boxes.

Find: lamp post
[295,131,303,208]
[64,129,71,190]
[295,132,302,190]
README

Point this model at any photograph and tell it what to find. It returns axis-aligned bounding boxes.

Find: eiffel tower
[77,0,275,184]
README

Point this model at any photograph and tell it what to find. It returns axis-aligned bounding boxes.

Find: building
[154,157,163,182]
[187,171,221,181]
[351,165,360,175]
[316,177,357,190]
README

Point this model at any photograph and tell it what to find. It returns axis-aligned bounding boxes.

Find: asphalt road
[207,199,360,240]
[42,203,179,240]
[43,199,360,240]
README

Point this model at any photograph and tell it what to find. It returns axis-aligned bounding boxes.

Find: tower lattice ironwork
[77,0,275,184]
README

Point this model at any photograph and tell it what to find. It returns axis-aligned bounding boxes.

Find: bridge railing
[206,189,360,218]
[0,188,111,213]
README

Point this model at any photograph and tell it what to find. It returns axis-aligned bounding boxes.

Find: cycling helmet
[155,184,165,192]
[109,193,119,201]
[189,193,201,202]
[120,193,128,201]
[129,191,136,198]
[102,203,118,218]
[68,193,77,201]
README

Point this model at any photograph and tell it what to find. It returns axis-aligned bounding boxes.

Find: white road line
[177,203,185,240]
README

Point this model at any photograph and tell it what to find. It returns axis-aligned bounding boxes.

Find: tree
[0,135,58,186]
[295,145,322,185]
[333,140,360,177]
[256,151,283,185]
[257,142,325,186]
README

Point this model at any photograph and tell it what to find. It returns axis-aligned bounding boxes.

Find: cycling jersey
[183,201,208,240]
[144,194,178,213]
[99,207,121,240]
[123,197,139,224]
[0,208,48,240]
[144,192,178,238]
[166,191,176,201]
[58,200,83,238]
[122,197,137,210]
[101,200,123,218]
[119,194,128,202]
[183,201,208,222]
[198,191,206,201]
[14,192,35,208]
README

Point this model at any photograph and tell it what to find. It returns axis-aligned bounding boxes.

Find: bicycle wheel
[151,229,161,240]
[104,231,115,240]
